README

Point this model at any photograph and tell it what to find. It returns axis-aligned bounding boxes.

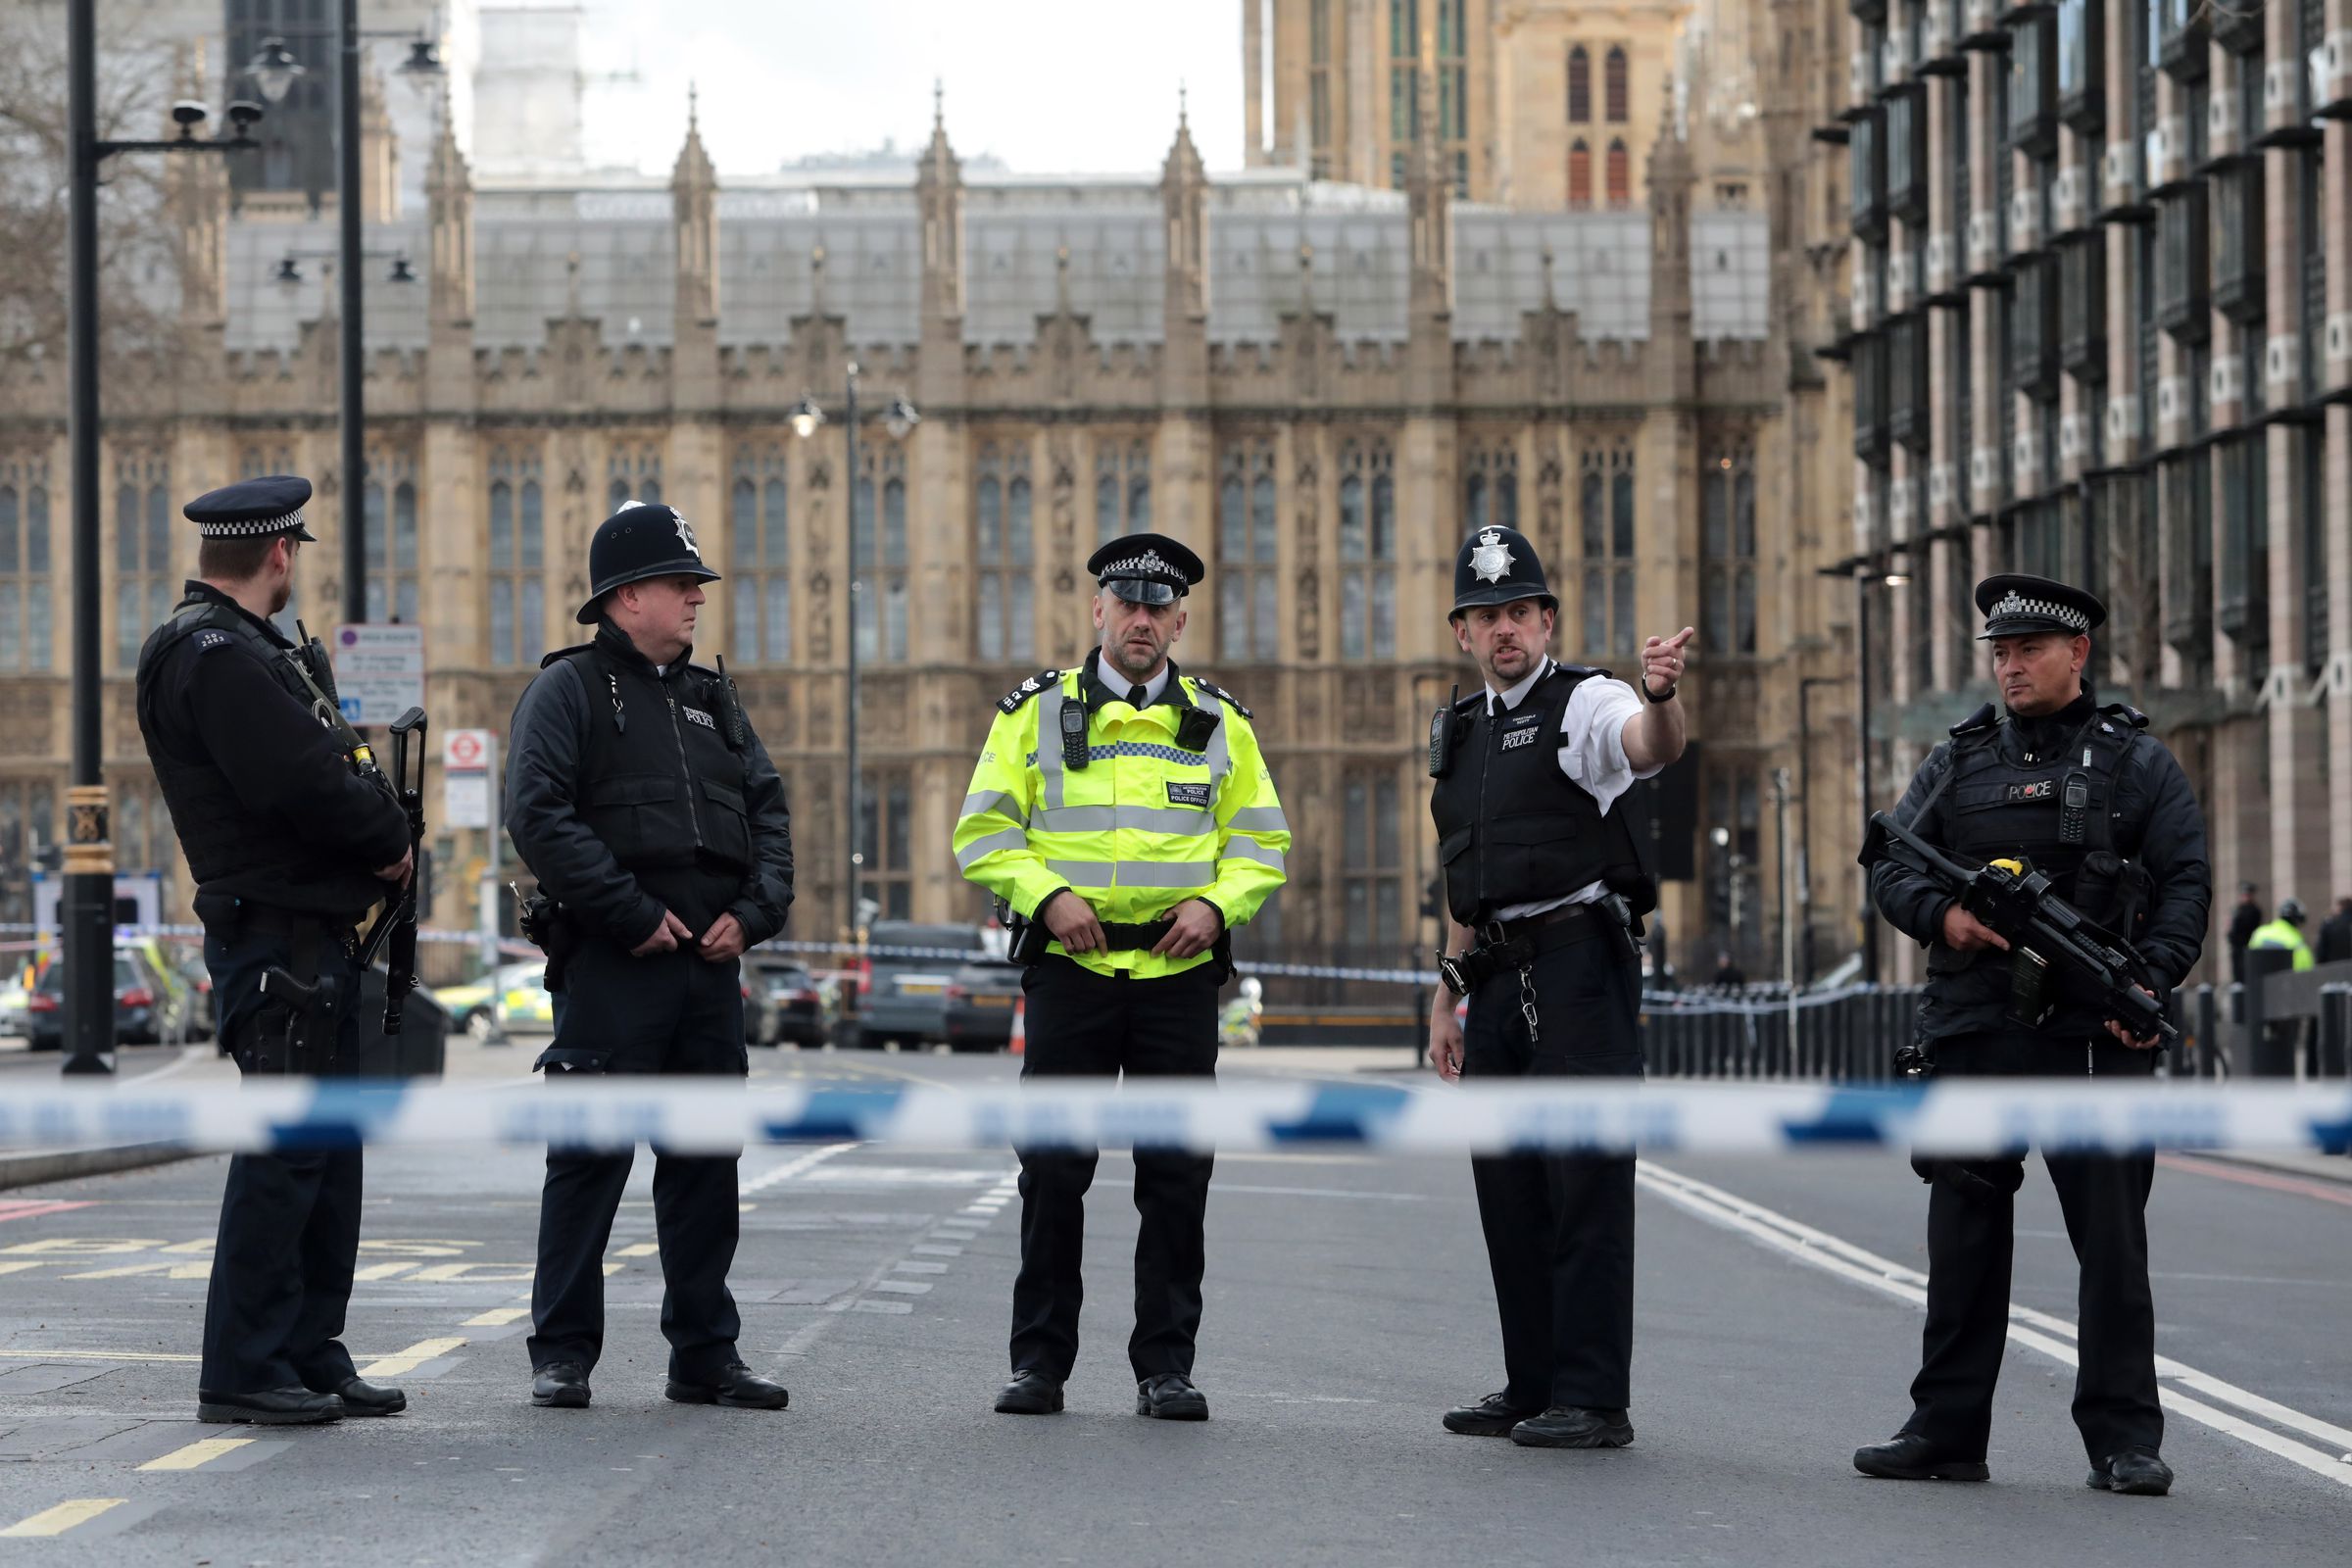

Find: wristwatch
[1642,678,1678,705]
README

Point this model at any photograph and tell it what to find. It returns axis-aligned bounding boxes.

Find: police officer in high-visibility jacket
[955,531,1290,1423]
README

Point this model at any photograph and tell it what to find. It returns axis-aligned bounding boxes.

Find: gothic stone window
[1606,137,1631,208]
[114,453,170,669]
[1570,138,1592,208]
[1464,443,1520,534]
[364,450,419,624]
[488,448,545,668]
[0,457,53,671]
[1342,766,1403,956]
[856,444,910,663]
[1339,439,1398,660]
[1605,44,1630,122]
[608,445,662,510]
[1219,442,1280,662]
[1579,441,1637,659]
[858,768,914,921]
[975,441,1036,663]
[1569,45,1592,123]
[1096,439,1151,548]
[1702,444,1758,656]
[730,444,790,664]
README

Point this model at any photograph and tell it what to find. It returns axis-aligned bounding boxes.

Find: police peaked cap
[1450,524,1556,616]
[1974,572,2106,640]
[183,474,318,543]
[1088,532,1205,606]
[577,500,722,623]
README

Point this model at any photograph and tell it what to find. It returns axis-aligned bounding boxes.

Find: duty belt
[1439,900,1626,999]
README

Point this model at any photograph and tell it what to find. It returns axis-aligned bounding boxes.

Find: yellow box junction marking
[1,1498,127,1537]
[137,1438,254,1472]
[462,1306,531,1328]
[357,1337,466,1378]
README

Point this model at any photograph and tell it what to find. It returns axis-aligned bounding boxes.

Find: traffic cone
[1008,994,1026,1056]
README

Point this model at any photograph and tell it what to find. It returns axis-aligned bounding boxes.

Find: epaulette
[998,668,1065,714]
[540,643,594,669]
[1188,677,1252,718]
[2099,701,2152,731]
[1949,702,1998,737]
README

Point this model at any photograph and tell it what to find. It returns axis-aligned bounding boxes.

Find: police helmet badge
[1470,527,1514,585]
[674,512,703,561]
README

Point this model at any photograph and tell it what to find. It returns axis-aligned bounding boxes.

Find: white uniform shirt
[1483,658,1660,919]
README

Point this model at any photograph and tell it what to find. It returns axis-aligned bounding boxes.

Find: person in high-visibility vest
[2247,898,2316,971]
[955,531,1289,1423]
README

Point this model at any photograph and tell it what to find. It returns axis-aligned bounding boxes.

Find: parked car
[942,959,1022,1052]
[856,921,987,1049]
[433,959,550,1041]
[749,956,827,1047]
[173,952,216,1044]
[25,949,170,1050]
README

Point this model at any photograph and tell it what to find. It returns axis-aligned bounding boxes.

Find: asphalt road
[1,1048,2347,1565]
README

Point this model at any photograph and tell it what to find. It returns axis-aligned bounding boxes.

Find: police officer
[954,532,1290,1421]
[504,500,795,1412]
[2248,897,2315,971]
[1424,524,1690,1450]
[134,475,415,1426]
[1856,572,2211,1495]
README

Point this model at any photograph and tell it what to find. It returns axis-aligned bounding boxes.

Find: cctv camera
[170,100,209,128]
[225,100,265,129]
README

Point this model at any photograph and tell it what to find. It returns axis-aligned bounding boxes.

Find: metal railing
[1641,984,1923,1082]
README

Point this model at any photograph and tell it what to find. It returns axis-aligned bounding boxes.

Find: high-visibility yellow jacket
[2247,917,2315,971]
[953,659,1290,979]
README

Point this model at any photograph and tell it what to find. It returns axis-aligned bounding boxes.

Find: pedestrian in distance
[2227,883,2263,986]
[2318,897,2352,966]
[1424,523,1691,1450]
[504,500,795,1413]
[1855,573,2211,1495]
[133,475,414,1426]
[2247,899,2315,972]
[954,531,1291,1422]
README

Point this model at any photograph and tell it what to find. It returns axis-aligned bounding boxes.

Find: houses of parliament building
[5,0,1889,980]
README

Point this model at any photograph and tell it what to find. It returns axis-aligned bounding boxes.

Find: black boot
[315,1377,406,1417]
[196,1387,345,1426]
[1136,1373,1208,1421]
[994,1370,1065,1415]
[665,1362,789,1410]
[530,1362,592,1409]
[2088,1448,2172,1495]
[1443,1392,1543,1437]
[1509,1406,1634,1448]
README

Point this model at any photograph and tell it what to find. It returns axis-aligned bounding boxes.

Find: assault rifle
[357,707,429,1036]
[1858,809,2176,1043]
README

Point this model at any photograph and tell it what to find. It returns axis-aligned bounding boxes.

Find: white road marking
[1639,1160,2352,1490]
[741,1143,858,1194]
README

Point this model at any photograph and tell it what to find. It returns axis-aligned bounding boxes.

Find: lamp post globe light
[791,367,916,942]
[64,0,265,1073]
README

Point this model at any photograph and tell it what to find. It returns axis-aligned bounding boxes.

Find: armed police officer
[954,532,1290,1422]
[135,476,415,1426]
[1424,524,1690,1451]
[505,500,795,1413]
[1854,573,2210,1496]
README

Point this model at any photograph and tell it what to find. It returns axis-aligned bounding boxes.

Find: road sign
[331,624,425,727]
[442,728,495,829]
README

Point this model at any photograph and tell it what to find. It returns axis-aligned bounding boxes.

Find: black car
[749,956,827,1047]
[856,922,988,1049]
[943,959,1022,1053]
[25,952,169,1051]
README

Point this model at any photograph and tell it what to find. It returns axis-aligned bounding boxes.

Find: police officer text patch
[682,706,717,731]
[1500,712,1545,752]
[2007,779,2055,803]
[1166,781,1212,808]
[197,630,233,654]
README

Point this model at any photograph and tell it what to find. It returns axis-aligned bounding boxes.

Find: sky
[570,0,1250,178]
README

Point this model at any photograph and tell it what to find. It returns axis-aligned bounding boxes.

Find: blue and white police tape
[0,1081,2346,1156]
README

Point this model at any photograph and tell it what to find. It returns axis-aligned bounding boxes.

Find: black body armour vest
[1924,700,2143,998]
[135,595,393,915]
[1428,663,1654,927]
[556,643,753,932]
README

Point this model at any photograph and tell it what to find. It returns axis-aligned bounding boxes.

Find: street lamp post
[1795,673,1847,982]
[64,0,263,1074]
[791,369,917,939]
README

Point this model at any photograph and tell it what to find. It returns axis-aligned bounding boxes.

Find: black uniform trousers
[1461,923,1643,1412]
[197,911,366,1397]
[1010,955,1221,1382]
[1901,1031,2163,1464]
[527,935,748,1383]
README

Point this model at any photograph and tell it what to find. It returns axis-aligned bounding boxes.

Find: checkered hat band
[1100,551,1179,580]
[198,508,305,539]
[1987,590,2088,632]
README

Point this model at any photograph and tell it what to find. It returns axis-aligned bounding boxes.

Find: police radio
[1059,699,1090,770]
[1428,685,1461,778]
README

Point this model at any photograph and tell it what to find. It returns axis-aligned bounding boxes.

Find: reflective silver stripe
[1225,807,1289,834]
[955,828,1031,870]
[1044,858,1115,886]
[1221,839,1287,871]
[1195,686,1232,801]
[1114,859,1220,888]
[961,791,1027,827]
[1036,686,1067,809]
[1034,805,1217,837]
